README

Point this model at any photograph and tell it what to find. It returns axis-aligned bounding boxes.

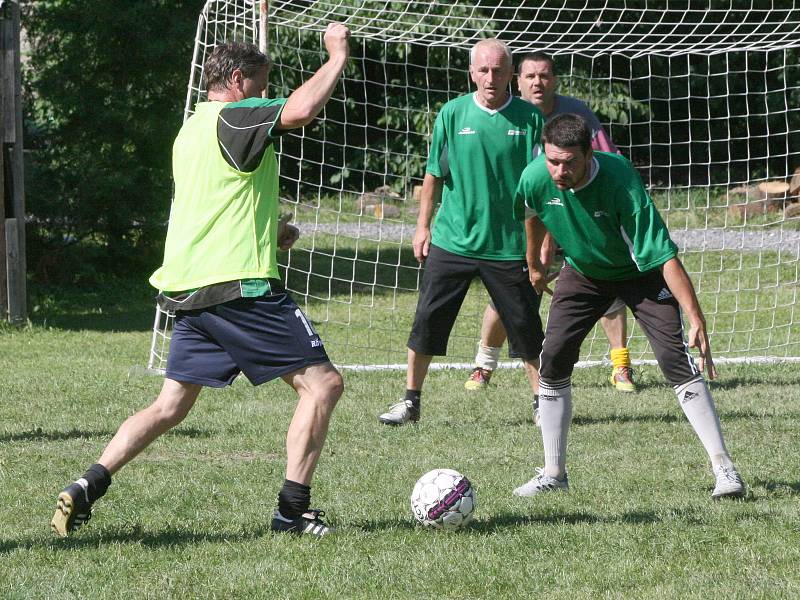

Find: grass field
[1,281,799,599]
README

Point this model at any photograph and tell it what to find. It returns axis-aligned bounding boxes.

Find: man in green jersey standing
[52,24,350,538]
[512,113,745,499]
[378,38,546,426]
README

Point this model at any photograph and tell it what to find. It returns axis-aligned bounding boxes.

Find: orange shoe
[609,366,636,393]
[464,367,492,390]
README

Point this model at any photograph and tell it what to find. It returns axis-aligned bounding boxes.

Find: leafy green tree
[23,0,205,281]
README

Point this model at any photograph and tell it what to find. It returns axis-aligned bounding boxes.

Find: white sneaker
[513,468,569,497]
[711,465,745,499]
[378,399,419,426]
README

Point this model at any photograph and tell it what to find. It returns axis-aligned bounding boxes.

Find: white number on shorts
[294,308,317,337]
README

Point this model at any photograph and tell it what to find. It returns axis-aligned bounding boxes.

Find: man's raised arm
[277,23,350,130]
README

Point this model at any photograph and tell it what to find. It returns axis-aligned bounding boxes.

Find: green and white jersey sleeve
[425,94,544,261]
[515,152,678,280]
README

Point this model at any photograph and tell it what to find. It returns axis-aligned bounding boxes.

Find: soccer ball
[410,468,476,530]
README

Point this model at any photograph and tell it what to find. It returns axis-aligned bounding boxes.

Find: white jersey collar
[472,92,512,114]
[572,157,600,192]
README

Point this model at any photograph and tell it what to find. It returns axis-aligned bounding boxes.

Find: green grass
[278,236,800,366]
[1,282,800,598]
[286,189,800,231]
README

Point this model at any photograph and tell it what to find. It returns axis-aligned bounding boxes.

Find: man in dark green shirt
[512,113,745,500]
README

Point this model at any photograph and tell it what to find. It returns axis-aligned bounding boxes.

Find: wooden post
[0,4,6,322]
[1,1,25,324]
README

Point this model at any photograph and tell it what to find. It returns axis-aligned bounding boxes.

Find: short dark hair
[203,42,271,93]
[542,113,592,154]
[516,51,557,76]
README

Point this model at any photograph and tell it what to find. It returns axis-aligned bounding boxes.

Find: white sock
[539,378,572,479]
[675,376,734,470]
[474,342,501,371]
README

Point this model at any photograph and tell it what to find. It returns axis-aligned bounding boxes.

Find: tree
[23,0,205,281]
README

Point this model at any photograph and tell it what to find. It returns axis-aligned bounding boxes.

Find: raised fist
[324,22,350,60]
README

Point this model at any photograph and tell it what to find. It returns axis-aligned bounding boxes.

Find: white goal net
[148,0,800,373]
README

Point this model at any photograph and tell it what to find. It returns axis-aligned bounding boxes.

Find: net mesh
[148,0,800,372]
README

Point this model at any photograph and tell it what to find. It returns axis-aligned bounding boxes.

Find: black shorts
[539,265,700,386]
[166,292,330,387]
[489,295,627,358]
[407,245,544,360]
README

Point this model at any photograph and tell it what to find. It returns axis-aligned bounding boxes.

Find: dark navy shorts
[166,293,330,388]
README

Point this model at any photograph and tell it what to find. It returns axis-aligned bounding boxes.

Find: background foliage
[21,0,800,283]
[22,0,205,283]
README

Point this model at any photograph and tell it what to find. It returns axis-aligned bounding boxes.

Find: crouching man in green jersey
[512,113,745,500]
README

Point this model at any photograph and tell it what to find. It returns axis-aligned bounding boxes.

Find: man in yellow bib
[51,24,350,538]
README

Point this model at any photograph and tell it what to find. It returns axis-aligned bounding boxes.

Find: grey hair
[469,38,512,66]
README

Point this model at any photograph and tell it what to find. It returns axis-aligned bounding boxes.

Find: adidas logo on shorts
[657,288,673,301]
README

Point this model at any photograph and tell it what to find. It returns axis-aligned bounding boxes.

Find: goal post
[147,0,800,373]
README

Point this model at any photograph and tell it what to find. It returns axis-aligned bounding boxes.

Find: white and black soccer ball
[410,468,475,530]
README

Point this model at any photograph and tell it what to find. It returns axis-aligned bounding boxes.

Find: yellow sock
[610,347,630,370]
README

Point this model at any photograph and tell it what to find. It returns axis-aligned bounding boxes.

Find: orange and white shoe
[609,366,636,393]
[464,367,492,390]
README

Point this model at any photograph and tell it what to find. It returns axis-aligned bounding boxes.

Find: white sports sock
[539,378,572,479]
[675,376,734,470]
[474,342,501,371]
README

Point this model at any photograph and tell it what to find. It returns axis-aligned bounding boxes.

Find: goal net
[147,0,800,373]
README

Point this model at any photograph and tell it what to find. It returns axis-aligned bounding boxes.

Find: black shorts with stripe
[407,245,544,360]
[540,265,699,386]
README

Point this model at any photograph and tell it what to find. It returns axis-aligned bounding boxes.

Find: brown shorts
[540,265,700,386]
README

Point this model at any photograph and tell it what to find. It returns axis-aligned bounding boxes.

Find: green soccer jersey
[514,152,678,280]
[426,93,544,260]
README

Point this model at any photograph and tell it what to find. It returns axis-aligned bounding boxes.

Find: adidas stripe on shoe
[711,465,746,499]
[271,509,332,536]
[378,399,419,426]
[51,480,94,537]
[512,468,569,497]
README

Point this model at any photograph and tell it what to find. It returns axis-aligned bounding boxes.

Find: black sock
[277,479,311,520]
[80,463,112,503]
[404,389,421,410]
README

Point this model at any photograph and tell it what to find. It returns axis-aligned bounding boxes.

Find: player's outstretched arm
[278,23,350,130]
[412,173,441,262]
[661,256,717,379]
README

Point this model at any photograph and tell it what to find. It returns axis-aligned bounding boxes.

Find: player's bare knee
[149,399,191,428]
[151,383,198,427]
[292,363,343,407]
[315,368,344,405]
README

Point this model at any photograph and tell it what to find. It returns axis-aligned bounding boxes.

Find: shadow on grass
[28,243,420,333]
[751,479,800,496]
[34,308,158,332]
[571,408,768,427]
[0,428,115,443]
[356,510,668,533]
[710,375,800,389]
[29,280,159,333]
[0,426,212,443]
[0,525,270,555]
